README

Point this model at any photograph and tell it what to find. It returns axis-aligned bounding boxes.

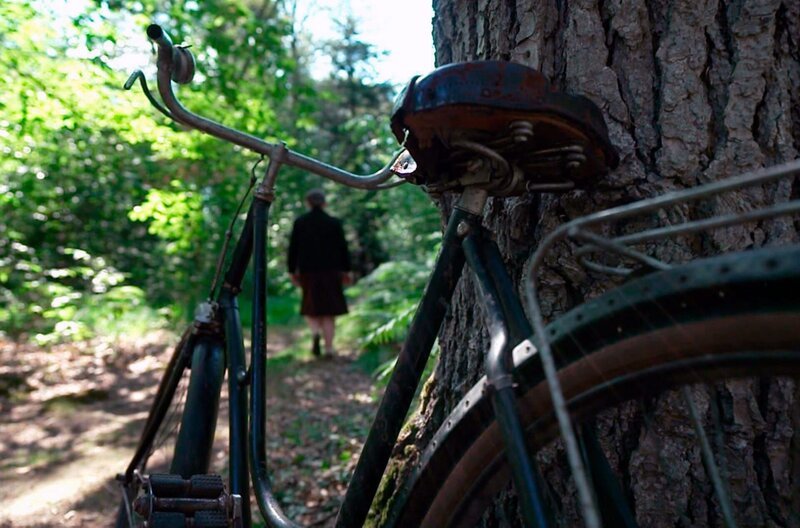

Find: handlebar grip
[147,24,195,85]
[146,24,172,49]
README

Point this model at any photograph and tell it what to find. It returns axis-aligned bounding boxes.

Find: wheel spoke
[680,386,738,528]
[709,388,733,501]
[578,422,639,528]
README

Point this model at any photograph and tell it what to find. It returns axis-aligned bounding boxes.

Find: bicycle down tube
[187,166,549,526]
[335,188,483,527]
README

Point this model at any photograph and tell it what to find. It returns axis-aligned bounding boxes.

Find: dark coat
[287,207,351,274]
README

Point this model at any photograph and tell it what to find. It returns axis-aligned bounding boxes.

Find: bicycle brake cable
[207,155,264,300]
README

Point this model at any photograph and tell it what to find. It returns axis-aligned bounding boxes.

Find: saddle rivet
[457,221,471,237]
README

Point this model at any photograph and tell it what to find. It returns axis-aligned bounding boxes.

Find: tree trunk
[370,0,800,525]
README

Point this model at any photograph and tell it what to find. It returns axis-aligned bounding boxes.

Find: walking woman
[287,189,352,356]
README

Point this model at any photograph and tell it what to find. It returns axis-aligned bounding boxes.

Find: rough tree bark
[369,0,800,526]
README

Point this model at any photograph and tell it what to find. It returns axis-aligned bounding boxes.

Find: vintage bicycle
[116,23,800,528]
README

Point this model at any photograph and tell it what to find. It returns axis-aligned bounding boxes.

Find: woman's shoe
[312,334,321,357]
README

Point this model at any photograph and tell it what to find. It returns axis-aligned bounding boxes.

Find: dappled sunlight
[0,334,177,525]
[2,445,131,524]
[263,353,378,525]
[348,391,373,405]
[1,1,439,526]
[0,329,379,527]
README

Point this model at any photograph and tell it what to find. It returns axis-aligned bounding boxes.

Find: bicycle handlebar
[144,24,402,189]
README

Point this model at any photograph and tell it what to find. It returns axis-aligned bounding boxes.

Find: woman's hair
[305,188,326,207]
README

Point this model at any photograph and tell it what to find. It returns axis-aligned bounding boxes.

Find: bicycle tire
[386,245,800,527]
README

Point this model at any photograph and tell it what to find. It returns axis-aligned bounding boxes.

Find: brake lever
[123,69,177,121]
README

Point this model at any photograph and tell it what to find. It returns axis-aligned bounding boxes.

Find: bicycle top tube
[143,24,402,190]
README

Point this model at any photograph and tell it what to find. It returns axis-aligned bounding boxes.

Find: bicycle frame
[121,23,592,528]
[123,155,800,528]
[121,168,553,528]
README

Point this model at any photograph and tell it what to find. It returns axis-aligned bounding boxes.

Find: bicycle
[117,23,800,528]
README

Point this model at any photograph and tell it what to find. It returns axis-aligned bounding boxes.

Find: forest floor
[0,328,378,527]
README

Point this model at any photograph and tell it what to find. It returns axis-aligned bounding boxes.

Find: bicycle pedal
[194,510,229,527]
[149,511,186,528]
[133,473,242,527]
[150,473,225,498]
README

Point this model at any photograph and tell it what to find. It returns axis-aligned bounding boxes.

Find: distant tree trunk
[369,0,800,525]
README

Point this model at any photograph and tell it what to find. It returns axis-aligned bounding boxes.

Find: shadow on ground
[0,329,378,527]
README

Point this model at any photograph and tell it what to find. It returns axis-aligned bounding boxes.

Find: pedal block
[133,473,241,527]
[150,511,186,528]
[150,473,225,498]
[194,510,229,527]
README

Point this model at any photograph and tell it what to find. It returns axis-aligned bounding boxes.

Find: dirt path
[0,330,378,527]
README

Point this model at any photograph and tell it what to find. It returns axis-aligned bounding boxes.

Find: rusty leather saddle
[391,61,619,194]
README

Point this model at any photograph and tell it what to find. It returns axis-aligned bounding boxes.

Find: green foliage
[128,181,204,254]
[339,249,437,362]
[0,0,440,350]
[362,304,416,348]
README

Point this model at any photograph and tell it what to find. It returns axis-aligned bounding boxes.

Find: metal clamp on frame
[191,301,222,340]
[254,142,287,203]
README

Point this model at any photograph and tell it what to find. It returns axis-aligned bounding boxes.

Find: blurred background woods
[0,0,440,354]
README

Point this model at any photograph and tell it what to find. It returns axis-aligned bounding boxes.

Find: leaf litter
[0,329,378,527]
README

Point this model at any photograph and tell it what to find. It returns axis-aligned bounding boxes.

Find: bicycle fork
[462,218,635,528]
[459,207,551,528]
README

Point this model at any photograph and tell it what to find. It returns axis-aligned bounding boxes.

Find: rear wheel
[387,246,800,527]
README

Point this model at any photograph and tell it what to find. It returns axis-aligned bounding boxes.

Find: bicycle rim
[388,246,800,527]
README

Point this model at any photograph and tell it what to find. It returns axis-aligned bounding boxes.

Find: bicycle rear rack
[522,158,800,528]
